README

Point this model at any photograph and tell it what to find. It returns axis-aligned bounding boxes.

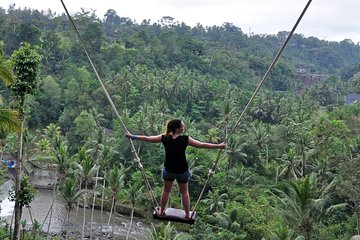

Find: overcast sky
[1,0,359,44]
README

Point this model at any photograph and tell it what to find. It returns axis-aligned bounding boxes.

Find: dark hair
[164,119,182,136]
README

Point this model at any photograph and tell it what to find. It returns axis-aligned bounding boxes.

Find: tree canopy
[0,5,360,240]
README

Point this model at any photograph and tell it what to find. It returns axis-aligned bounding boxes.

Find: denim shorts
[162,168,190,183]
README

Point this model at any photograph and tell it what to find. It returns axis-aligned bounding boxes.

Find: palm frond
[0,108,20,134]
[0,43,15,85]
[325,203,349,215]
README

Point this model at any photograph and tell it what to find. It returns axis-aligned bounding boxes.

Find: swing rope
[60,0,159,208]
[191,0,313,217]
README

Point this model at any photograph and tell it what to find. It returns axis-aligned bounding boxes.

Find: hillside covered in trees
[0,4,360,240]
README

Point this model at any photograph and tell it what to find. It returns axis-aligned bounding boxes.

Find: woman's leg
[178,182,190,218]
[160,180,173,214]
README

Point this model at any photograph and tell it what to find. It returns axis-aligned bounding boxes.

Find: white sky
[1,0,360,44]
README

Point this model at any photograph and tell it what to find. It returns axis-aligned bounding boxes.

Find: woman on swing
[125,119,226,219]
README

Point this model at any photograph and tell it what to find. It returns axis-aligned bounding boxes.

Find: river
[0,179,152,239]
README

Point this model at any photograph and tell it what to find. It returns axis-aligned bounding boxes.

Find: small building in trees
[344,93,360,105]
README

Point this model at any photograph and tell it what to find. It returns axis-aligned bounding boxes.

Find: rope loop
[136,163,143,169]
[208,169,215,176]
[134,158,143,169]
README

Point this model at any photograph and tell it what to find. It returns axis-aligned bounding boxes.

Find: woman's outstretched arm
[125,132,162,143]
[188,136,226,149]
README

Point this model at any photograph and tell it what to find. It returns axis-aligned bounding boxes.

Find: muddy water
[0,180,151,239]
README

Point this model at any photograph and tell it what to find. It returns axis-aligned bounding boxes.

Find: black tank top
[161,135,189,174]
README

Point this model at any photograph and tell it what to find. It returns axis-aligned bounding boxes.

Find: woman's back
[161,135,189,174]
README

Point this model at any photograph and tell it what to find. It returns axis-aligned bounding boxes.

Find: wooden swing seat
[153,207,196,224]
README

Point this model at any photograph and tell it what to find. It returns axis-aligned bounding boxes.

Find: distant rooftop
[344,93,360,105]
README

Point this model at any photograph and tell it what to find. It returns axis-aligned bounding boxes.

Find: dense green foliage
[7,39,41,240]
[0,5,360,240]
[8,174,36,208]
[0,41,20,135]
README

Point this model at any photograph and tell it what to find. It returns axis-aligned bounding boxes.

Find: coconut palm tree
[267,226,298,240]
[106,163,127,236]
[202,189,228,214]
[206,210,242,233]
[97,142,118,235]
[225,134,247,170]
[150,221,191,239]
[86,128,106,240]
[36,129,69,240]
[249,120,270,162]
[228,166,253,186]
[270,175,329,240]
[288,112,312,177]
[276,147,302,182]
[71,147,99,240]
[89,108,105,128]
[47,133,71,236]
[150,222,177,240]
[187,157,205,184]
[22,128,45,171]
[51,135,70,178]
[216,87,238,138]
[123,182,144,240]
[206,127,221,143]
[43,123,61,140]
[60,177,82,240]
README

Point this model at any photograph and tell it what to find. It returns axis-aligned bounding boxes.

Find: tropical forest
[0,4,360,240]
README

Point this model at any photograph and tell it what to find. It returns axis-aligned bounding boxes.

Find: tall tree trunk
[100,171,106,235]
[65,209,71,240]
[301,142,306,177]
[46,207,54,240]
[10,209,15,239]
[41,199,55,229]
[75,181,81,218]
[82,183,88,240]
[46,179,57,239]
[355,203,360,235]
[90,168,100,240]
[27,207,34,225]
[108,196,115,225]
[13,104,24,240]
[126,206,134,240]
[112,201,116,237]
